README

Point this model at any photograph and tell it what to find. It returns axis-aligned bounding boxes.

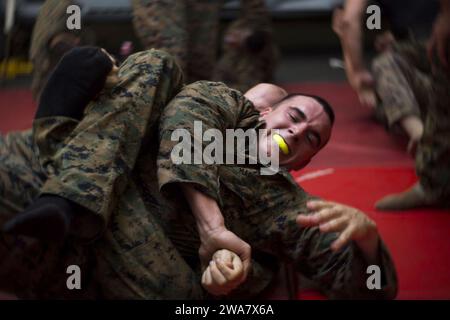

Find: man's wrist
[196,215,225,236]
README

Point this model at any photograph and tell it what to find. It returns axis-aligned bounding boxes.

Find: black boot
[3,195,76,242]
[36,46,114,120]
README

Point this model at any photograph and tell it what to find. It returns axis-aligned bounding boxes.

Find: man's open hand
[201,249,245,296]
[297,200,379,253]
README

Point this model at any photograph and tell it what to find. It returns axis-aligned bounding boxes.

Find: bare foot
[400,115,423,157]
[407,135,420,157]
[375,182,432,210]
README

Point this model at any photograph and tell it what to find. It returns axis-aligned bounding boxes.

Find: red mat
[0,85,449,300]
[295,167,450,300]
[0,89,36,133]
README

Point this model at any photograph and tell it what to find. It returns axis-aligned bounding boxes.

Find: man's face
[259,95,332,170]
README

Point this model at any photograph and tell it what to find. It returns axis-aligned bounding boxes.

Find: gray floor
[276,52,347,83]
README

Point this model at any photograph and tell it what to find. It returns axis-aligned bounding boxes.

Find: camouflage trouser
[373,40,450,204]
[131,0,223,83]
[0,50,203,299]
[212,20,278,92]
[212,0,278,93]
[0,130,44,217]
[0,130,99,298]
[34,49,183,235]
[30,49,205,299]
[372,43,427,128]
[30,0,88,101]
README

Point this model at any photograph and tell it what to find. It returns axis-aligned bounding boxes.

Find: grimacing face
[258,95,333,170]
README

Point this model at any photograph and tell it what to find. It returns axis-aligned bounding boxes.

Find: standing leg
[213,0,278,92]
[131,0,189,76]
[186,0,223,82]
[375,40,450,209]
[372,44,428,155]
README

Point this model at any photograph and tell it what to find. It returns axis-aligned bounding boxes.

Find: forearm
[181,184,225,233]
[335,0,369,80]
[341,25,366,74]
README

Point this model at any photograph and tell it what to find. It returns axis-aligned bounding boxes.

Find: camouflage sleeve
[157,81,259,204]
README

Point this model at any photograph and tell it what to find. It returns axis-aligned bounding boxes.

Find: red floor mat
[295,167,450,300]
[0,89,35,133]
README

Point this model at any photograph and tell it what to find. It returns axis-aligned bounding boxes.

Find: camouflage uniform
[131,0,223,83]
[131,0,276,87]
[30,0,87,101]
[0,130,45,217]
[212,0,278,92]
[372,38,450,205]
[0,48,399,299]
[0,50,203,299]
[0,130,98,299]
[372,45,424,129]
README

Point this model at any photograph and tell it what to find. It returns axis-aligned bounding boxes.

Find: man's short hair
[274,93,335,125]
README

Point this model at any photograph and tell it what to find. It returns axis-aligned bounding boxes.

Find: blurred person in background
[333,0,450,210]
[131,0,277,86]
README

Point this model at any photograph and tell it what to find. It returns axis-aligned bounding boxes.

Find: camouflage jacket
[156,81,398,299]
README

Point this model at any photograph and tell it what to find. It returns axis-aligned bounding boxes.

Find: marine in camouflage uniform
[30,0,89,101]
[1,49,398,299]
[212,0,278,92]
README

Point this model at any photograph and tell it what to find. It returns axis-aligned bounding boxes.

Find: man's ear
[259,106,273,117]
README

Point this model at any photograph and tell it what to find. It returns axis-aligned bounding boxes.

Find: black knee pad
[36,46,114,120]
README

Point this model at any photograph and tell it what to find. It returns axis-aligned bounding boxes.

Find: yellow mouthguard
[272,133,290,155]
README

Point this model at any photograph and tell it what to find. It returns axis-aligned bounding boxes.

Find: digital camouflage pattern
[30,0,81,101]
[0,130,97,299]
[131,0,223,83]
[1,49,398,299]
[212,18,279,92]
[0,130,44,216]
[212,0,278,92]
[372,43,425,128]
[131,0,277,87]
[372,38,450,205]
[157,80,397,299]
[1,49,203,299]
